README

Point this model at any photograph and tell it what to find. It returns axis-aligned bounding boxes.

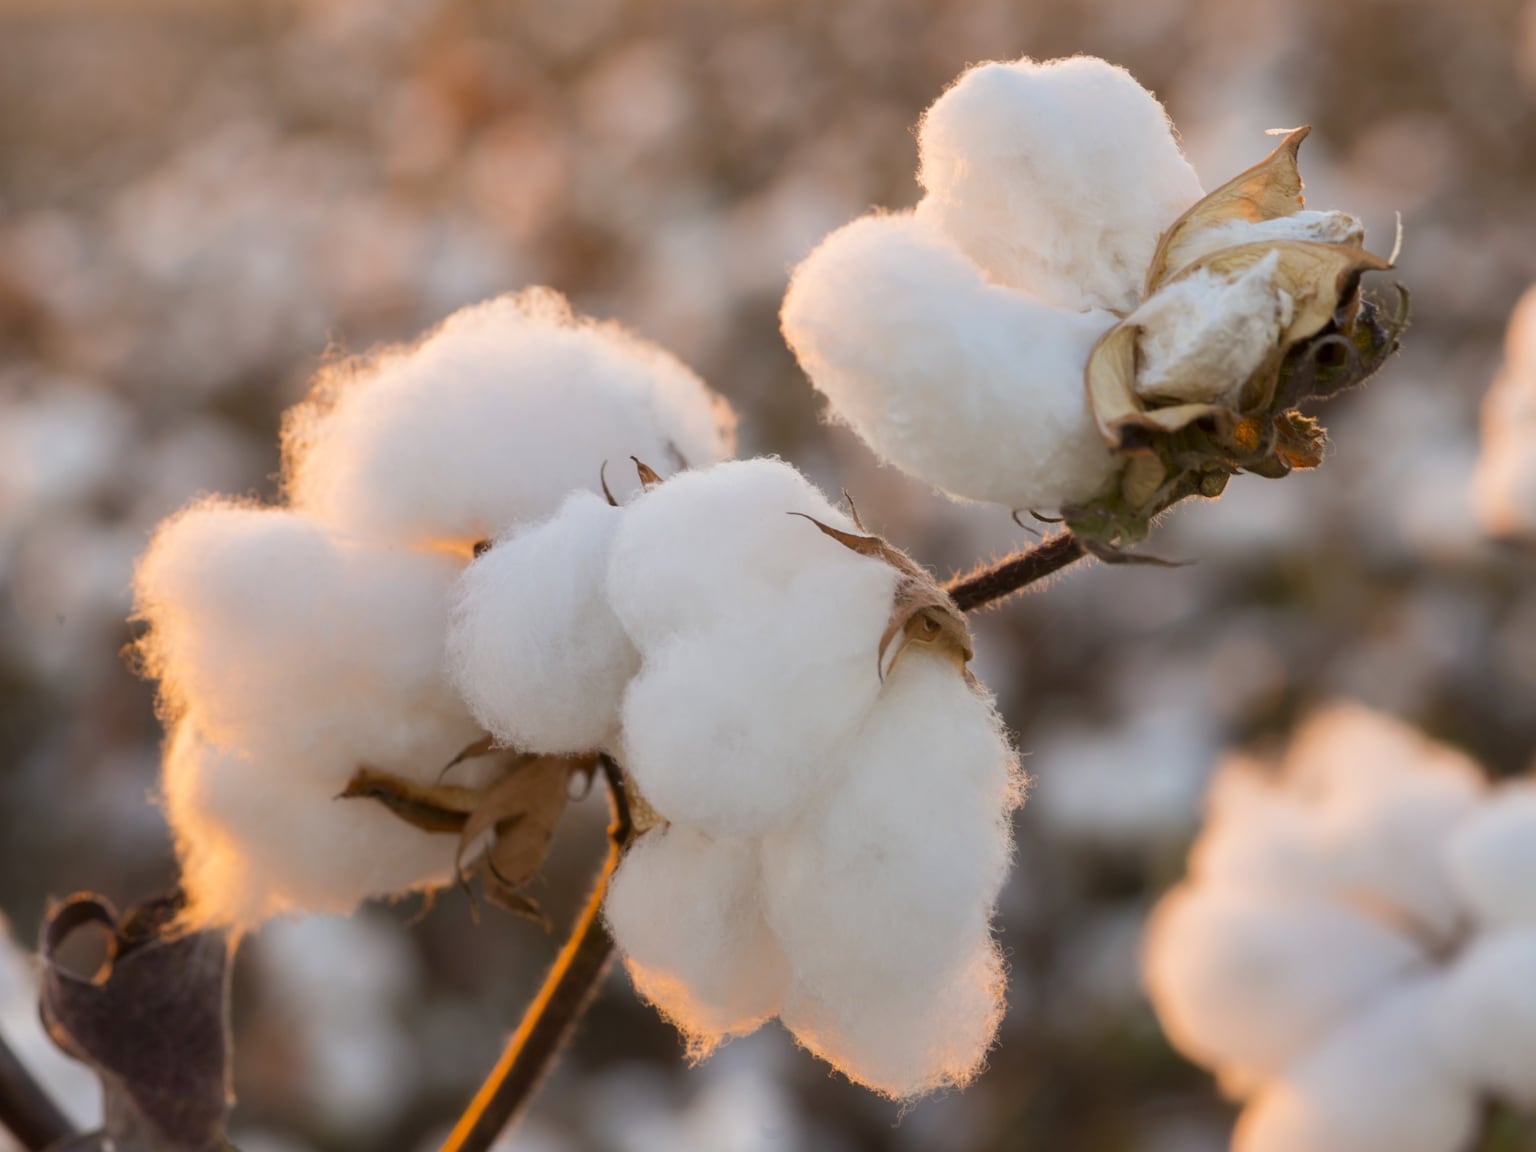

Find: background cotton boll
[448,491,636,754]
[283,289,735,549]
[163,723,475,926]
[1187,760,1326,898]
[606,457,888,649]
[781,213,1118,512]
[1429,930,1536,1107]
[133,502,479,768]
[1234,983,1479,1152]
[1473,286,1536,538]
[1141,886,1428,1097]
[618,611,885,837]
[604,824,789,1053]
[778,944,1005,1099]
[914,55,1202,313]
[1445,783,1536,929]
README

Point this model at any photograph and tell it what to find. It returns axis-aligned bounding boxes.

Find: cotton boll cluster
[1473,286,1536,539]
[784,55,1382,518]
[1145,703,1536,1151]
[134,291,734,927]
[449,457,1020,1097]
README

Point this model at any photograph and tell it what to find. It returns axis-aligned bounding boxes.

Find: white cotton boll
[1131,253,1289,405]
[284,289,735,548]
[915,55,1202,313]
[135,503,487,925]
[1473,286,1536,539]
[448,491,636,754]
[760,652,1019,1097]
[781,213,1119,512]
[1142,885,1427,1097]
[1168,210,1367,272]
[604,824,789,1053]
[1430,930,1536,1107]
[1445,782,1536,929]
[1236,982,1478,1152]
[1188,757,1326,898]
[606,457,895,650]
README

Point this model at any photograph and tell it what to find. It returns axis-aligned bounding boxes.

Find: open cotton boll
[760,651,1019,1097]
[1188,758,1326,898]
[619,613,887,838]
[1473,287,1536,539]
[781,213,1118,512]
[1235,983,1479,1152]
[283,289,735,549]
[1131,253,1290,405]
[606,457,894,650]
[133,501,479,767]
[1430,930,1536,1108]
[164,723,477,926]
[448,491,635,754]
[1445,783,1536,929]
[604,824,789,1054]
[1142,886,1428,1097]
[915,55,1202,313]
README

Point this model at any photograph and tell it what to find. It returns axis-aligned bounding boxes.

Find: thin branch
[947,532,1087,613]
[0,1026,75,1151]
[440,756,635,1152]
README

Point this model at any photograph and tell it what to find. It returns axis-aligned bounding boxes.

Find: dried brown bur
[1084,124,1394,517]
[341,751,584,924]
[792,513,975,682]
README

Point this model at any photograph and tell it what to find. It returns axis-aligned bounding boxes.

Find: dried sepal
[631,456,663,489]
[1145,126,1310,292]
[1086,323,1226,449]
[792,513,973,678]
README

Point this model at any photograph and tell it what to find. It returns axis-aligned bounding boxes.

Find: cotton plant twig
[0,1027,75,1150]
[947,532,1089,613]
[439,754,636,1152]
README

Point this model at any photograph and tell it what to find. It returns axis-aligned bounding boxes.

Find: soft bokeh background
[2,0,1535,1149]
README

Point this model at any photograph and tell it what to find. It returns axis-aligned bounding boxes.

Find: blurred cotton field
[3,0,1536,1150]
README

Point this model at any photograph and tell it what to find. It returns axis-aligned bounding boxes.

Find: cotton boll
[782,213,1119,511]
[760,652,1019,1097]
[448,491,636,754]
[1131,254,1289,405]
[164,723,473,926]
[1188,757,1326,898]
[915,55,1202,313]
[1142,886,1428,1097]
[605,824,789,1053]
[606,457,895,651]
[1474,286,1536,539]
[133,501,479,769]
[284,289,735,548]
[1430,930,1536,1107]
[1235,982,1478,1152]
[1445,783,1536,929]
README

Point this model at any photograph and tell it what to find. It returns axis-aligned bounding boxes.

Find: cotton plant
[449,457,1021,1098]
[1144,703,1536,1152]
[782,54,1400,553]
[131,289,735,927]
[1473,286,1536,540]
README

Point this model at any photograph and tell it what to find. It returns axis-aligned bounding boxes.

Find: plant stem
[947,532,1087,613]
[440,756,635,1152]
[0,1027,75,1150]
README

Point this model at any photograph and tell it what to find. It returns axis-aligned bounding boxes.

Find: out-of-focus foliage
[1,0,1534,1150]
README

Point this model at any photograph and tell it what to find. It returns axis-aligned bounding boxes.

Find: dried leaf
[599,460,620,507]
[39,891,234,1152]
[631,457,663,489]
[456,756,571,893]
[339,769,481,834]
[1273,409,1327,471]
[1146,126,1310,291]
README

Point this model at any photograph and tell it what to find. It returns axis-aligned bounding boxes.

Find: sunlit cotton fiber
[1473,286,1536,539]
[283,288,735,549]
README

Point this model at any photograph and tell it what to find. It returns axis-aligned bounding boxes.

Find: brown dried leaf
[631,456,663,489]
[1146,126,1310,291]
[339,768,481,834]
[455,755,572,894]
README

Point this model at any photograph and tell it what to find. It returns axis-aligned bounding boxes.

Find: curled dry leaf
[39,890,234,1152]
[340,751,586,924]
[791,513,974,678]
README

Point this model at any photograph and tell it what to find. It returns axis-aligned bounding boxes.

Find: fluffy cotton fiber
[470,458,1026,1097]
[1145,702,1536,1151]
[284,288,735,548]
[1473,285,1536,539]
[134,289,737,926]
[135,502,487,925]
